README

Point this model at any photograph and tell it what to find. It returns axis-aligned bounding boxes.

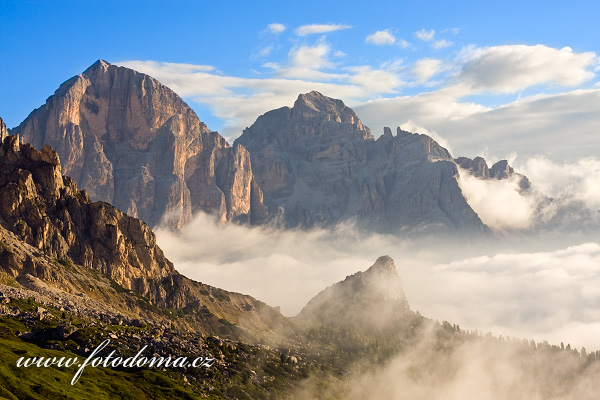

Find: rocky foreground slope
[11,60,267,229]
[0,134,288,338]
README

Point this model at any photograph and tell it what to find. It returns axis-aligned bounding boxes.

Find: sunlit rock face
[236,91,487,235]
[11,60,267,229]
[0,117,7,141]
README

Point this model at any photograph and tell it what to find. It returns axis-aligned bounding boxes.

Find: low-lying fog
[156,212,600,352]
[156,155,600,351]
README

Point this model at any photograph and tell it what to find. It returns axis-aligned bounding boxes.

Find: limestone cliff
[0,134,288,337]
[236,91,487,235]
[11,60,267,229]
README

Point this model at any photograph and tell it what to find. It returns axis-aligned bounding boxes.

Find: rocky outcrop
[455,156,531,190]
[236,91,487,235]
[10,60,267,229]
[297,256,411,331]
[0,134,288,337]
[0,134,173,296]
[0,117,7,141]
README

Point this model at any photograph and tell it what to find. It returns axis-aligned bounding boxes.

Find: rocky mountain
[297,255,412,331]
[10,60,267,229]
[0,134,288,337]
[236,91,488,235]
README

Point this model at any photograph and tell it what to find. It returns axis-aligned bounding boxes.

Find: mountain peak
[294,90,341,111]
[365,255,397,277]
[290,91,372,139]
[298,256,410,329]
[84,59,111,73]
[11,59,267,230]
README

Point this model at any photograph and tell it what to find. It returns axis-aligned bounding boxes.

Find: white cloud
[255,45,273,57]
[518,156,600,210]
[366,30,396,46]
[443,27,460,35]
[271,41,350,81]
[355,85,490,137]
[460,45,597,93]
[427,243,600,349]
[397,39,411,49]
[346,63,404,93]
[412,58,445,83]
[295,23,351,36]
[262,61,280,70]
[331,318,600,400]
[415,28,435,41]
[267,23,286,34]
[431,39,453,50]
[289,41,332,69]
[455,154,600,232]
[457,166,537,230]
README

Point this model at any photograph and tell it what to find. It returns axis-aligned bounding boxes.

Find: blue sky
[1,0,598,161]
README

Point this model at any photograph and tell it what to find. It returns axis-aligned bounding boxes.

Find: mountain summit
[11,60,267,228]
[298,256,411,331]
[236,91,487,235]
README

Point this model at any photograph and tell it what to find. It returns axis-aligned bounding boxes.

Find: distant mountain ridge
[236,91,490,234]
[11,60,267,229]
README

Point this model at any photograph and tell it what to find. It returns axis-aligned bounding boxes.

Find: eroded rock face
[11,60,266,228]
[0,134,173,298]
[236,91,487,235]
